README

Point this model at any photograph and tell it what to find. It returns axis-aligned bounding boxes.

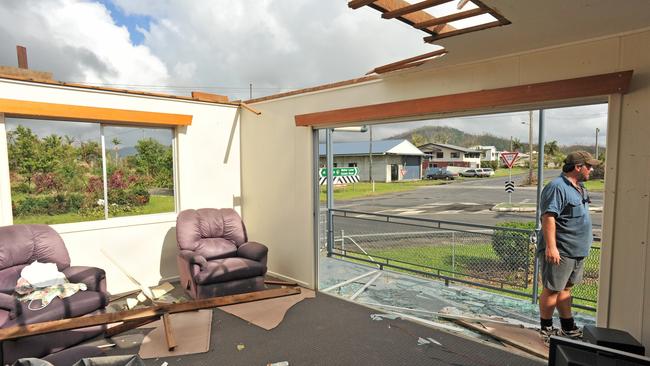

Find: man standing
[537,151,600,344]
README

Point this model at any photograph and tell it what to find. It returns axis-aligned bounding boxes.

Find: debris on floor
[417,337,441,346]
[236,343,246,351]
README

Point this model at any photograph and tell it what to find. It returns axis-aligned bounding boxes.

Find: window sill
[52,212,177,234]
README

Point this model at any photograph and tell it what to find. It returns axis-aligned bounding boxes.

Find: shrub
[591,163,605,180]
[492,221,537,269]
[13,193,88,217]
[34,173,62,194]
[86,176,103,194]
[482,160,499,171]
[129,186,150,206]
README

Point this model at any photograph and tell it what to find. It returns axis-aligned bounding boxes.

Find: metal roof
[418,142,480,154]
[319,139,424,156]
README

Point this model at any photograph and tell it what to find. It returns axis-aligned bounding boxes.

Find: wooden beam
[414,8,488,28]
[0,98,193,126]
[370,0,455,34]
[16,46,28,69]
[264,280,299,286]
[294,71,633,127]
[348,0,378,9]
[368,49,447,74]
[191,91,229,103]
[382,0,453,19]
[162,312,176,350]
[424,20,503,42]
[0,287,300,341]
[105,316,159,337]
[240,102,262,115]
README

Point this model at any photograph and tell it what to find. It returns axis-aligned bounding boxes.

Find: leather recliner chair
[0,224,109,364]
[176,208,268,299]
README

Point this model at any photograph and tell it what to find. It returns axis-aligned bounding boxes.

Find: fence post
[326,128,334,257]
[452,231,456,277]
[341,230,345,252]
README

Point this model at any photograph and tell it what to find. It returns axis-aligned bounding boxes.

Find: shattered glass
[319,255,596,340]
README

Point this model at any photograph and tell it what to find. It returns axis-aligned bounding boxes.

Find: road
[328,170,603,231]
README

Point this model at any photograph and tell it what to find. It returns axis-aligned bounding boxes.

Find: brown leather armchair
[0,224,109,364]
[176,208,268,299]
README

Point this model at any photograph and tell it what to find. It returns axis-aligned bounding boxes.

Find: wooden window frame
[294,71,633,127]
[0,98,192,127]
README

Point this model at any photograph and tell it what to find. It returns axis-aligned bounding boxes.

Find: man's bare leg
[539,287,559,319]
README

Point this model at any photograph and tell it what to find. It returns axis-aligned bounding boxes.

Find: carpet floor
[105,291,544,366]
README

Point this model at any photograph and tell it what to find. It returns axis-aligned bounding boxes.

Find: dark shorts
[539,254,585,292]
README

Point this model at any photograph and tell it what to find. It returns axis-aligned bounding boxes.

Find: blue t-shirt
[537,174,592,258]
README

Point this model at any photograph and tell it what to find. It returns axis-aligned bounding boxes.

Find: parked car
[424,168,459,180]
[482,168,495,176]
[460,168,491,177]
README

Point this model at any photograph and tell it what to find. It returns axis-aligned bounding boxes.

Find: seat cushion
[194,258,266,285]
[194,238,238,260]
[3,291,107,327]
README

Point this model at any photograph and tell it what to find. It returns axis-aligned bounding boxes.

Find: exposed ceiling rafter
[382,0,453,19]
[367,48,448,75]
[348,0,510,41]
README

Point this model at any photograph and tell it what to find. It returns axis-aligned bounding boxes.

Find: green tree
[7,126,40,190]
[511,138,523,152]
[410,133,427,147]
[544,140,560,156]
[111,138,121,166]
[78,141,101,170]
[132,138,173,188]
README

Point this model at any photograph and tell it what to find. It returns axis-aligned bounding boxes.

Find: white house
[319,139,424,182]
[417,142,482,169]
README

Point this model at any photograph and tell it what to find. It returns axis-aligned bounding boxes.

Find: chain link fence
[323,208,599,311]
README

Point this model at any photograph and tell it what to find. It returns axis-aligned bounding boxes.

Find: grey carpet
[106,292,544,366]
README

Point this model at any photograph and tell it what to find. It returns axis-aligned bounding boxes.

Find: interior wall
[242,28,650,348]
[0,80,241,294]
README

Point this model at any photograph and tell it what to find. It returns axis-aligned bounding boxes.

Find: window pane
[5,118,103,224]
[103,126,175,218]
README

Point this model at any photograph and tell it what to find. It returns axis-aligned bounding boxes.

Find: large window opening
[317,103,607,324]
[5,117,175,225]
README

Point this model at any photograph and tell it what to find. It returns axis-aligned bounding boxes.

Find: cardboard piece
[219,288,315,330]
[138,310,212,359]
[453,319,548,359]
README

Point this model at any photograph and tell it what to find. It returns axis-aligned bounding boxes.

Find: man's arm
[542,213,561,265]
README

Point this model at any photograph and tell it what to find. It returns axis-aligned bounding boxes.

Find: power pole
[369,125,374,191]
[595,128,600,159]
[528,110,534,184]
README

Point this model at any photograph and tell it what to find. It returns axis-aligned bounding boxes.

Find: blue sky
[96,0,151,45]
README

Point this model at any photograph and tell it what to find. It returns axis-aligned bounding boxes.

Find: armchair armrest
[237,241,268,263]
[62,266,106,293]
[0,292,17,313]
[178,250,207,268]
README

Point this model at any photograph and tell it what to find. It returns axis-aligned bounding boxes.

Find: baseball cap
[564,150,601,166]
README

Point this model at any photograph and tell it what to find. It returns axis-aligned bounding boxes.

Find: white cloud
[0,0,169,84]
[0,1,608,145]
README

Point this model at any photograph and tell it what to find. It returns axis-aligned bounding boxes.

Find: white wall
[242,28,650,349]
[0,79,241,294]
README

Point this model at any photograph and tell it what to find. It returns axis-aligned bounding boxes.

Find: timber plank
[0,287,300,341]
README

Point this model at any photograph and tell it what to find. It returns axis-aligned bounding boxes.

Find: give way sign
[500,152,519,169]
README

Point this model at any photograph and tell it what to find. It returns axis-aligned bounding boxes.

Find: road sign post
[500,152,519,204]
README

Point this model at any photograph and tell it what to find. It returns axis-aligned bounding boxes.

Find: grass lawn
[320,180,447,202]
[583,179,604,192]
[13,195,175,224]
[492,167,529,178]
